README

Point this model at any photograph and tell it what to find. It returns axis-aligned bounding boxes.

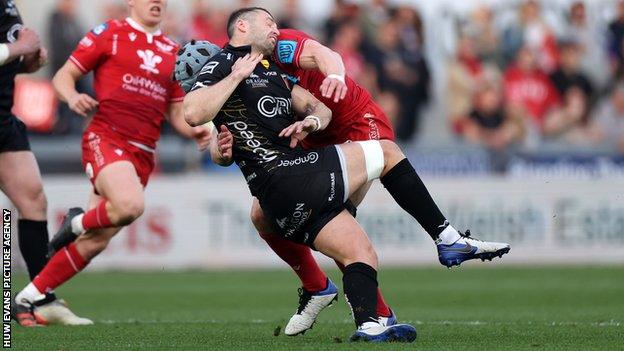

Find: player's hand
[192,125,212,151]
[231,53,263,81]
[68,93,99,117]
[279,118,317,148]
[22,48,48,73]
[216,125,234,162]
[320,75,347,103]
[13,28,41,56]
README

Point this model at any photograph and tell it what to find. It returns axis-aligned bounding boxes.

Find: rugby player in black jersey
[1,0,91,326]
[183,7,510,342]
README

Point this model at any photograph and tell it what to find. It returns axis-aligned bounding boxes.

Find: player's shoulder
[196,49,231,76]
[154,34,179,54]
[278,28,313,41]
[88,19,121,38]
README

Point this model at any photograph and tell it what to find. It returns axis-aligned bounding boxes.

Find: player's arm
[167,102,212,151]
[279,85,332,148]
[184,53,262,127]
[0,27,40,66]
[52,60,98,117]
[297,39,347,103]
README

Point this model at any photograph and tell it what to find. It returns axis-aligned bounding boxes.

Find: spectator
[503,46,563,135]
[502,0,559,72]
[607,0,624,82]
[571,84,624,152]
[463,5,500,66]
[447,33,500,134]
[360,0,390,40]
[323,0,360,44]
[563,1,608,88]
[364,19,430,142]
[461,82,525,171]
[330,21,366,82]
[549,39,594,122]
[278,0,303,30]
[47,0,88,134]
[102,0,126,21]
[393,5,424,55]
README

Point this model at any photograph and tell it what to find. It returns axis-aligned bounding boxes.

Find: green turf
[10,266,624,350]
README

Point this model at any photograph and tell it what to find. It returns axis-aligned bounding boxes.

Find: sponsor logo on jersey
[328,172,336,201]
[128,32,137,42]
[137,49,163,74]
[199,61,219,75]
[245,73,269,88]
[226,121,279,163]
[263,71,277,76]
[122,73,167,101]
[277,152,319,168]
[91,23,108,35]
[7,23,22,43]
[79,36,93,47]
[257,96,291,118]
[283,203,311,238]
[155,40,174,53]
[277,40,297,64]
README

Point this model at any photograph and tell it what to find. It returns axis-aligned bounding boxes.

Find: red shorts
[81,128,155,189]
[301,100,395,149]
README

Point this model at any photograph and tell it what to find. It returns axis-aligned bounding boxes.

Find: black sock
[380,158,448,240]
[343,262,378,328]
[18,219,49,280]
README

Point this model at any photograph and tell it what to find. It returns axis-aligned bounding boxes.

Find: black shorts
[259,145,349,247]
[0,115,31,153]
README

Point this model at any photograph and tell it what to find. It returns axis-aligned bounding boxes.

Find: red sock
[82,200,113,230]
[32,243,88,293]
[334,260,391,317]
[259,232,327,292]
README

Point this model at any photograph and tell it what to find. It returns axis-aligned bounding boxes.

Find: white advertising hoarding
[2,175,623,270]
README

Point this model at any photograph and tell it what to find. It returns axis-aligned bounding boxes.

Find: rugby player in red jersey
[13,0,210,325]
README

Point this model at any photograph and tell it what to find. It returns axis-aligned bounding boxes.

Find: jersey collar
[225,44,252,56]
[125,17,162,43]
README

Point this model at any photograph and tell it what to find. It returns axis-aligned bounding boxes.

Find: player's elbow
[183,98,204,127]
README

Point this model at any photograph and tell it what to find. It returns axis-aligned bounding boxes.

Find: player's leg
[312,210,416,343]
[251,199,338,336]
[336,140,510,267]
[48,160,145,254]
[0,151,48,281]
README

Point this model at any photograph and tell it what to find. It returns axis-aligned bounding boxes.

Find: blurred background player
[1,0,91,326]
[12,0,210,325]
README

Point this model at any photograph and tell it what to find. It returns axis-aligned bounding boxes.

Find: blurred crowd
[39,0,624,159]
[447,0,624,161]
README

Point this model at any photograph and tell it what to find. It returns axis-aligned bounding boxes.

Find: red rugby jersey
[273,29,371,125]
[70,17,184,148]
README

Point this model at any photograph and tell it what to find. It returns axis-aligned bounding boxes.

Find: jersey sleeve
[191,56,231,91]
[274,29,312,69]
[169,81,185,103]
[69,22,111,74]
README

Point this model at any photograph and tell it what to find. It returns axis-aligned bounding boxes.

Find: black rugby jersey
[192,44,303,196]
[0,0,23,122]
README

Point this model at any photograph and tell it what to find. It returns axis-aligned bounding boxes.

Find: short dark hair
[226,7,273,39]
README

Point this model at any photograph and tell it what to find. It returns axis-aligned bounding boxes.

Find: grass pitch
[11,266,623,350]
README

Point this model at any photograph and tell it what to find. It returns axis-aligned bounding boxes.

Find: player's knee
[114,197,144,225]
[379,140,404,164]
[15,184,47,218]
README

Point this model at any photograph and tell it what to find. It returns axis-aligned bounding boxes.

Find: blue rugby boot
[350,322,417,343]
[437,227,510,268]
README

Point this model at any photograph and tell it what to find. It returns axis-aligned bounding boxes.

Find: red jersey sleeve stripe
[294,38,308,68]
[69,56,88,74]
